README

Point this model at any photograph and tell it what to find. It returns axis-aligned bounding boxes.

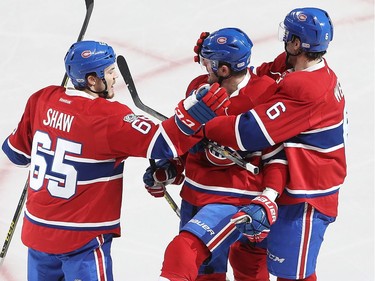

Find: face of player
[102,64,118,99]
[200,57,219,84]
[284,41,297,65]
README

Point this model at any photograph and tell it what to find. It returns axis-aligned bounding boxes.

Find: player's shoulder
[281,66,332,101]
[28,85,65,104]
[248,71,276,88]
[186,75,209,96]
[31,85,64,96]
[240,71,277,99]
[91,99,133,116]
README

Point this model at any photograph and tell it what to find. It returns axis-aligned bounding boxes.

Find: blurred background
[0,0,373,280]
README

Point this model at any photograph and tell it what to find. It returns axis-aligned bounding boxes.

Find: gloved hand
[143,158,185,198]
[231,189,278,243]
[175,83,230,135]
[193,32,210,63]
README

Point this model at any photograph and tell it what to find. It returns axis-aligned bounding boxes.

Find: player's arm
[2,94,35,167]
[255,52,288,79]
[204,83,316,152]
[107,83,230,159]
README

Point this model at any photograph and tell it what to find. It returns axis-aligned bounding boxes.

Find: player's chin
[107,87,115,99]
[106,90,115,99]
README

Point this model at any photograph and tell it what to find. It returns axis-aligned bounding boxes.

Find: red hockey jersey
[2,86,197,254]
[180,71,288,207]
[205,55,347,217]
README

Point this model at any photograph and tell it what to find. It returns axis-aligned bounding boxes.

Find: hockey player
[203,8,347,281]
[143,28,288,281]
[1,40,229,281]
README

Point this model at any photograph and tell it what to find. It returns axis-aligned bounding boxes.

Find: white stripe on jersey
[25,208,120,228]
[299,120,343,134]
[250,109,275,145]
[284,142,344,153]
[284,184,341,196]
[185,177,262,197]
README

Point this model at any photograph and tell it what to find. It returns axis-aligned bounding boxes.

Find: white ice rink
[0,0,374,280]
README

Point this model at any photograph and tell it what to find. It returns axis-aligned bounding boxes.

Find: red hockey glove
[143,158,185,198]
[175,83,230,135]
[231,194,278,243]
[193,32,210,63]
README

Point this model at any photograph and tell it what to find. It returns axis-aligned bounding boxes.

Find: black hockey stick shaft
[116,56,181,217]
[0,180,27,260]
[149,161,181,218]
[116,55,259,175]
[61,0,94,86]
[0,0,94,262]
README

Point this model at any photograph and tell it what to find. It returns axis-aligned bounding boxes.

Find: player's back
[16,85,128,254]
[262,60,347,216]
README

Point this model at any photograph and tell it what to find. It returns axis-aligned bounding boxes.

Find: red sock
[196,273,227,281]
[160,231,211,281]
[229,240,269,281]
[277,272,317,281]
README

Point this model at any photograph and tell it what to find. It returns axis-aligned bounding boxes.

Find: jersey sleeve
[2,90,42,166]
[261,144,288,195]
[95,101,199,160]
[255,52,288,80]
[204,74,324,151]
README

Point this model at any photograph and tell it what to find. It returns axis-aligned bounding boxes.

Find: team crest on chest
[204,143,236,167]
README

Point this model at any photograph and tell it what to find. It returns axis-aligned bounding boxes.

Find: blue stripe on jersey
[2,138,31,166]
[40,151,124,182]
[184,179,260,199]
[150,134,175,159]
[287,123,344,149]
[238,112,271,151]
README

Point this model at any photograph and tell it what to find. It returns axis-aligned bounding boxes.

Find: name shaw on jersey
[43,108,74,132]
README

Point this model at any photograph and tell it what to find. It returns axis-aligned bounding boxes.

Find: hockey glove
[143,158,185,198]
[194,32,210,62]
[175,83,230,135]
[231,190,278,243]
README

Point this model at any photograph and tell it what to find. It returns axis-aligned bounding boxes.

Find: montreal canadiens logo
[217,37,227,44]
[297,13,307,21]
[81,50,92,58]
[204,145,235,167]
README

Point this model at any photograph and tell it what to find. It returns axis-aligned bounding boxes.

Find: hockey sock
[160,231,211,281]
[196,273,227,281]
[229,240,269,281]
[277,272,316,281]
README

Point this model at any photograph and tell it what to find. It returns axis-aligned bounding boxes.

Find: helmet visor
[278,22,290,43]
[200,57,218,73]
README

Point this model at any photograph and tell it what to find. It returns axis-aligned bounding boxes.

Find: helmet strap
[87,78,109,98]
[215,64,232,85]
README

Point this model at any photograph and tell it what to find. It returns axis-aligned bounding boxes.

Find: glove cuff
[262,187,278,201]
[252,195,278,224]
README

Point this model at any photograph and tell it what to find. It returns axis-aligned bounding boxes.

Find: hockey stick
[116,56,181,218]
[118,55,237,281]
[116,55,259,175]
[149,161,181,218]
[0,0,94,263]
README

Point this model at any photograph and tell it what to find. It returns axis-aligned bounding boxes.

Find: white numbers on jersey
[131,116,152,134]
[29,131,82,199]
[266,102,286,120]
